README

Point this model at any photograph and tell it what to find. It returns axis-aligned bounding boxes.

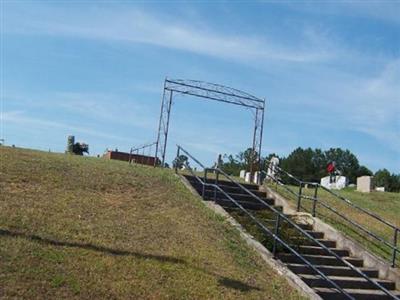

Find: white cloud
[4,91,158,131]
[284,59,400,153]
[3,110,135,143]
[3,5,332,64]
[283,2,400,25]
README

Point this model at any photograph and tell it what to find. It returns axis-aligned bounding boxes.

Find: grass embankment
[0,147,304,299]
[267,183,400,265]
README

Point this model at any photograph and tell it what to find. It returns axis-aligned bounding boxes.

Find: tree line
[218,147,400,192]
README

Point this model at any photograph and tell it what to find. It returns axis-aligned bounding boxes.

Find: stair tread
[286,263,378,274]
[298,245,344,250]
[300,274,393,283]
[213,192,270,200]
[279,253,360,260]
[313,287,400,295]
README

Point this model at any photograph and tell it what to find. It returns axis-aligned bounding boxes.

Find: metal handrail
[262,161,400,267]
[179,162,354,299]
[129,142,157,165]
[176,145,399,300]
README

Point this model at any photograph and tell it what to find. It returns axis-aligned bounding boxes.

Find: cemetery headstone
[245,172,251,183]
[321,175,348,190]
[253,171,260,184]
[357,176,374,193]
[267,157,279,180]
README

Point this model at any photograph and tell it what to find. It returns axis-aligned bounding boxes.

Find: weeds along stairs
[176,146,400,300]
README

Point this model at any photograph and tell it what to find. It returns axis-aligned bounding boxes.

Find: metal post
[214,156,221,201]
[392,229,398,267]
[250,109,258,181]
[202,169,207,200]
[214,175,217,202]
[297,183,303,212]
[174,146,180,174]
[257,100,266,184]
[129,148,133,164]
[272,214,281,258]
[154,80,167,167]
[160,91,173,167]
[312,185,319,217]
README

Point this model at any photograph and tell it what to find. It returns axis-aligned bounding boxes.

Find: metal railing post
[174,146,180,173]
[312,185,319,217]
[129,148,133,164]
[214,169,219,201]
[392,229,398,267]
[272,214,281,258]
[297,183,303,212]
[202,169,207,200]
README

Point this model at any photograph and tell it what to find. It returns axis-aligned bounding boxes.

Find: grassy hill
[268,183,400,265]
[0,147,303,300]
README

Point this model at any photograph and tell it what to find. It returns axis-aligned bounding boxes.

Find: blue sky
[1,1,399,172]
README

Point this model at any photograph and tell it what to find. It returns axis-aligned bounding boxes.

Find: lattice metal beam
[155,78,266,177]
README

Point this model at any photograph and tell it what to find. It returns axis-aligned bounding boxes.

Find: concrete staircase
[183,175,400,299]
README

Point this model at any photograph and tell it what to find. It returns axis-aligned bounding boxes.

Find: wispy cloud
[283,2,400,25]
[280,59,400,153]
[3,110,135,143]
[3,4,333,64]
[4,91,158,131]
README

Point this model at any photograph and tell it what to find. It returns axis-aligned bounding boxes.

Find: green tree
[280,147,317,182]
[388,174,400,192]
[220,154,243,176]
[72,143,89,155]
[374,169,391,190]
[356,165,373,178]
[172,155,189,169]
[324,148,360,183]
[311,148,327,180]
[237,148,259,172]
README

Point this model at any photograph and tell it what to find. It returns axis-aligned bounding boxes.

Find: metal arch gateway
[154,78,266,176]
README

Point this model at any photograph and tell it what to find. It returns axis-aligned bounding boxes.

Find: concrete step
[286,263,380,278]
[308,239,337,248]
[305,230,324,239]
[213,199,273,211]
[201,190,274,204]
[217,199,283,212]
[296,223,314,231]
[286,263,379,278]
[300,274,396,290]
[191,183,267,197]
[291,238,337,248]
[183,175,259,190]
[278,253,364,267]
[314,287,400,300]
[297,246,350,257]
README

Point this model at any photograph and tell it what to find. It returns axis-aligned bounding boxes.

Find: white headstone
[245,172,251,183]
[267,157,280,180]
[320,176,331,189]
[357,176,373,193]
[239,170,246,179]
[375,187,385,192]
[320,176,348,190]
[335,176,348,189]
[253,171,260,184]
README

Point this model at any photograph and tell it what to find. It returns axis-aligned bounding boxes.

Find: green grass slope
[267,183,400,265]
[0,147,303,300]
